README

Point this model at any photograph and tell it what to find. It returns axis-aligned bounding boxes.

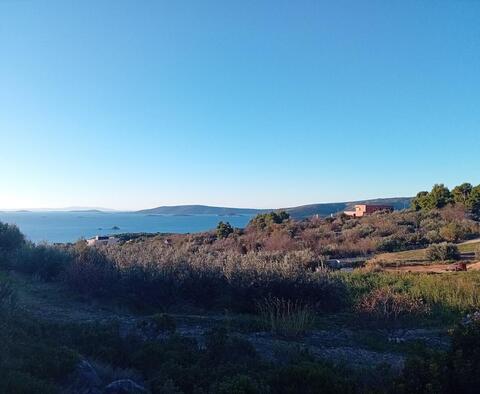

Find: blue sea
[0,211,254,243]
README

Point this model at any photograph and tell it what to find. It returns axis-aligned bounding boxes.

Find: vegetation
[412,182,480,219]
[396,312,480,393]
[257,297,315,338]
[425,243,460,262]
[356,287,430,321]
[216,221,234,239]
[2,183,480,392]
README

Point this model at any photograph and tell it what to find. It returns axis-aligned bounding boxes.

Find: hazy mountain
[136,205,266,216]
[0,207,119,213]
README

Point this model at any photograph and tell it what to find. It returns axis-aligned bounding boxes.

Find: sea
[0,211,254,244]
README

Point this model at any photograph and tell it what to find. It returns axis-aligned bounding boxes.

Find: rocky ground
[9,270,450,378]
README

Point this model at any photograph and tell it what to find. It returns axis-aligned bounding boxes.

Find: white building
[86,235,119,247]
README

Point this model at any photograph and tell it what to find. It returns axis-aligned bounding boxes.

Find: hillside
[136,204,266,216]
[285,197,412,219]
[137,198,412,219]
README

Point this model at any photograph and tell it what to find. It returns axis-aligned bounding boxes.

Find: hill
[286,197,412,219]
[136,198,412,218]
[136,204,266,216]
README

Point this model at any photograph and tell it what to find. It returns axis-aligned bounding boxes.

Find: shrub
[269,362,354,394]
[426,243,460,261]
[439,223,468,242]
[257,297,314,337]
[217,221,234,239]
[398,312,480,393]
[446,311,480,392]
[0,222,25,267]
[0,370,57,394]
[23,344,79,381]
[0,279,17,317]
[151,313,177,334]
[0,222,24,254]
[64,247,120,296]
[211,374,264,394]
[356,287,430,321]
[12,244,71,281]
[376,237,405,253]
[248,211,290,230]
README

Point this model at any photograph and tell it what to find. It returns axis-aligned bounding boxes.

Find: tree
[425,184,452,210]
[467,185,480,219]
[216,221,234,239]
[411,191,429,211]
[248,211,290,230]
[452,183,473,205]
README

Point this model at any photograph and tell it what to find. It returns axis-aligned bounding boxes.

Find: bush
[446,312,480,392]
[439,223,468,242]
[248,211,290,230]
[0,222,25,266]
[376,237,405,253]
[217,222,234,239]
[12,244,71,281]
[426,243,460,261]
[0,222,24,253]
[356,287,430,321]
[64,247,120,297]
[0,370,57,394]
[398,312,480,393]
[269,362,354,394]
[0,279,17,319]
[211,374,264,394]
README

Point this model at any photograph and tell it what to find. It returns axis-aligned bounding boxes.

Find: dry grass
[374,240,480,265]
[257,297,315,337]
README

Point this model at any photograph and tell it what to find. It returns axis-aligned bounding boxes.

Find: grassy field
[374,239,480,264]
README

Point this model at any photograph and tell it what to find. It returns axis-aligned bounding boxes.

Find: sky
[1,0,480,210]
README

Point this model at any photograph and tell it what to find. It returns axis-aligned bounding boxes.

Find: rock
[104,379,147,394]
[64,359,102,394]
[76,360,102,387]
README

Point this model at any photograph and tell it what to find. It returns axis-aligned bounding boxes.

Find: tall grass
[338,271,480,317]
[257,296,314,337]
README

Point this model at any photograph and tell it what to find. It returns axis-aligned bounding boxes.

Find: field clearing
[375,239,480,264]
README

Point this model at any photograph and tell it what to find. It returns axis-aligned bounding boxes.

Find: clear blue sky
[1,0,479,210]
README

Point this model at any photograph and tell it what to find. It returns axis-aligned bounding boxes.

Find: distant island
[136,205,266,216]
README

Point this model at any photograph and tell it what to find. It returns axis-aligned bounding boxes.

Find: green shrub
[377,237,406,253]
[396,349,446,394]
[447,312,480,392]
[13,244,71,281]
[23,344,79,380]
[0,222,25,253]
[269,362,354,394]
[0,370,57,394]
[217,221,234,239]
[0,279,17,315]
[211,374,264,394]
[248,211,290,230]
[426,243,460,261]
[0,222,25,267]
